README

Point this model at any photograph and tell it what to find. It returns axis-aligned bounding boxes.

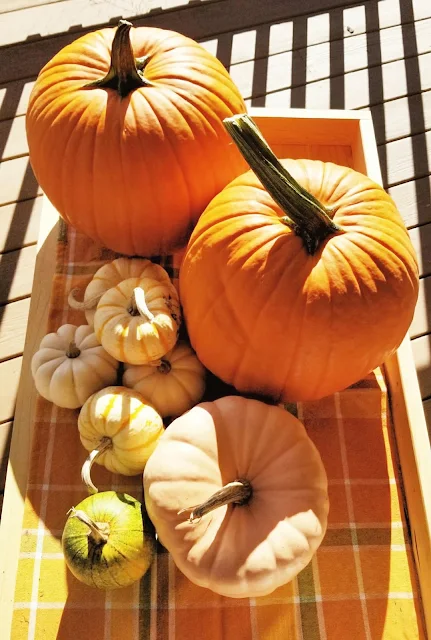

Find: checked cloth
[11,222,426,640]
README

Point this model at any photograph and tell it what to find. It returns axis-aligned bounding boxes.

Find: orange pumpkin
[179,115,419,402]
[25,20,246,255]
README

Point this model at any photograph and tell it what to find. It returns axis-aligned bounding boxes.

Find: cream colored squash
[94,276,181,365]
[123,342,206,418]
[69,257,167,327]
[144,395,329,598]
[31,324,118,409]
[78,386,164,492]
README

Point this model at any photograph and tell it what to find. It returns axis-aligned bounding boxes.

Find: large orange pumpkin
[179,115,419,402]
[25,20,246,255]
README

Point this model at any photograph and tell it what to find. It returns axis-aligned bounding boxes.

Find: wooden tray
[0,107,430,638]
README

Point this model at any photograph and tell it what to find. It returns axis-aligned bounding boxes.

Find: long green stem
[223,114,341,255]
[85,20,152,98]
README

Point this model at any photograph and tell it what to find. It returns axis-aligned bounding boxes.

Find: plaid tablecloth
[12,222,426,639]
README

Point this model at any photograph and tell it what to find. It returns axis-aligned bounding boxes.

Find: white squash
[31,324,118,409]
[69,257,162,327]
[123,342,206,417]
[94,276,181,365]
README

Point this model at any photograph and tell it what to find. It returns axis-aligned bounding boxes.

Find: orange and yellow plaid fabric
[12,223,426,639]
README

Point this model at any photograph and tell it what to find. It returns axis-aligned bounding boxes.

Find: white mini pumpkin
[69,257,160,327]
[31,324,118,409]
[123,342,206,417]
[94,276,181,365]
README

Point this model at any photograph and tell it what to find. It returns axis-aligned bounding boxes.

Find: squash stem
[178,479,252,524]
[85,20,152,98]
[157,359,171,374]
[128,287,155,322]
[68,288,104,311]
[69,507,110,545]
[81,437,112,495]
[223,114,341,255]
[66,341,81,358]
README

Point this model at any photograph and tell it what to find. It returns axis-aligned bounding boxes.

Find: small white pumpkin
[94,276,181,365]
[31,324,118,409]
[79,386,164,493]
[123,342,206,418]
[69,258,160,327]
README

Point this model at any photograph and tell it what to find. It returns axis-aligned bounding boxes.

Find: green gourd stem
[85,19,152,98]
[128,287,155,322]
[68,507,110,545]
[66,341,81,358]
[178,479,252,524]
[81,437,112,495]
[223,114,341,255]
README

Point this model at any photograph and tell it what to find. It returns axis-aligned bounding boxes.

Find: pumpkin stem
[157,358,171,374]
[81,437,112,495]
[128,287,155,322]
[68,288,104,311]
[85,20,152,98]
[223,114,341,255]
[66,341,81,358]
[178,479,252,524]
[68,507,110,545]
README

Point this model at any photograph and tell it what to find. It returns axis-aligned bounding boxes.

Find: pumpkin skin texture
[70,257,156,327]
[31,324,118,409]
[25,22,247,256]
[94,274,181,365]
[123,341,206,417]
[62,491,155,589]
[179,159,419,402]
[78,386,164,481]
[143,395,329,598]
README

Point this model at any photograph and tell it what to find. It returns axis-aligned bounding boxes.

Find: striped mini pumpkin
[94,275,181,365]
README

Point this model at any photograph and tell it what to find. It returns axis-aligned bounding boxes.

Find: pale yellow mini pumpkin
[94,276,181,365]
[78,386,164,493]
[123,342,206,418]
[31,324,118,409]
[69,257,165,327]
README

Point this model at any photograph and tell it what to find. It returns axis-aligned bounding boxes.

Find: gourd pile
[27,19,418,598]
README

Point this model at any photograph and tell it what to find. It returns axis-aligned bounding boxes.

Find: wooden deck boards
[1,0,431,510]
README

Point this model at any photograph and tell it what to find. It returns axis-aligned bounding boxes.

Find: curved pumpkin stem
[68,288,104,311]
[81,437,112,495]
[128,287,155,322]
[178,479,252,524]
[223,114,341,255]
[85,20,152,98]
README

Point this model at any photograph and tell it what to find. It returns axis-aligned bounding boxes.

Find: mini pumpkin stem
[81,437,112,495]
[178,479,252,524]
[68,507,110,545]
[157,359,172,374]
[66,340,81,358]
[68,288,104,311]
[85,20,152,98]
[223,114,341,255]
[128,287,155,322]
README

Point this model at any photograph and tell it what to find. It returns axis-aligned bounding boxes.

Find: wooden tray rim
[0,106,430,638]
